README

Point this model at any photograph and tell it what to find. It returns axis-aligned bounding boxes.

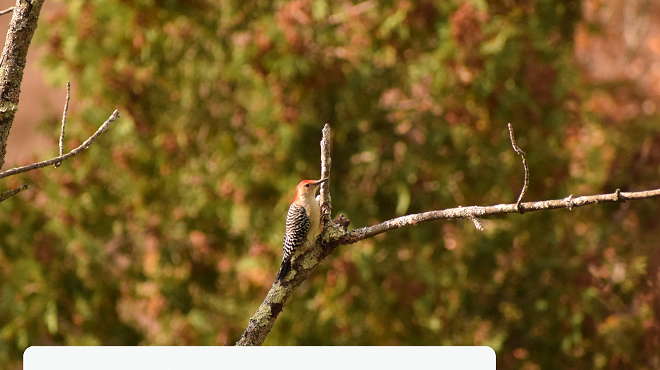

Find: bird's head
[293,178,328,202]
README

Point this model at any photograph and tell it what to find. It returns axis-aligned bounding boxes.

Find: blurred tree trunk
[0,0,45,170]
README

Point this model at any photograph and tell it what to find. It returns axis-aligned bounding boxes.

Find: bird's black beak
[314,178,328,186]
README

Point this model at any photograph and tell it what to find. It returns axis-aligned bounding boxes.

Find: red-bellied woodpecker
[276,178,328,283]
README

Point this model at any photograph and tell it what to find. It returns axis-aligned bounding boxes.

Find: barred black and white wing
[276,203,310,282]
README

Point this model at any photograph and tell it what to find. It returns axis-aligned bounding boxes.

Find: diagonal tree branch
[0,183,27,202]
[236,125,660,346]
[0,110,119,181]
[235,241,327,346]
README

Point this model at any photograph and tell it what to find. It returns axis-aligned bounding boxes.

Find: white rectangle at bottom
[24,346,495,370]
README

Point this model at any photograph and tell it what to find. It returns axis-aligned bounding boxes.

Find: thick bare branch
[236,238,325,346]
[0,110,119,180]
[0,0,46,170]
[319,123,332,226]
[336,188,659,245]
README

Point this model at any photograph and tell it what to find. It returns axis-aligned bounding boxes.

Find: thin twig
[0,184,29,202]
[0,110,119,180]
[55,82,71,168]
[508,123,528,212]
[0,7,13,16]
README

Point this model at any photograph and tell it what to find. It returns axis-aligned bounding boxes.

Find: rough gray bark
[0,0,45,170]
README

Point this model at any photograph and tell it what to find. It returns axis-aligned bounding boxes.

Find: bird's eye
[305,184,310,188]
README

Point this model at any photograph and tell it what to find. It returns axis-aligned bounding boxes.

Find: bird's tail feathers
[276,258,292,283]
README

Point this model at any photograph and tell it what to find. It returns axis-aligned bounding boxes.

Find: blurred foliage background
[1,0,660,368]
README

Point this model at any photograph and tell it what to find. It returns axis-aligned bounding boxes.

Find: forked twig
[0,110,119,180]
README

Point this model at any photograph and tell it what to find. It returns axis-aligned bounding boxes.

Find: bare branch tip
[0,7,14,16]
[0,109,118,180]
[55,82,72,168]
[0,184,29,202]
[470,216,484,231]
